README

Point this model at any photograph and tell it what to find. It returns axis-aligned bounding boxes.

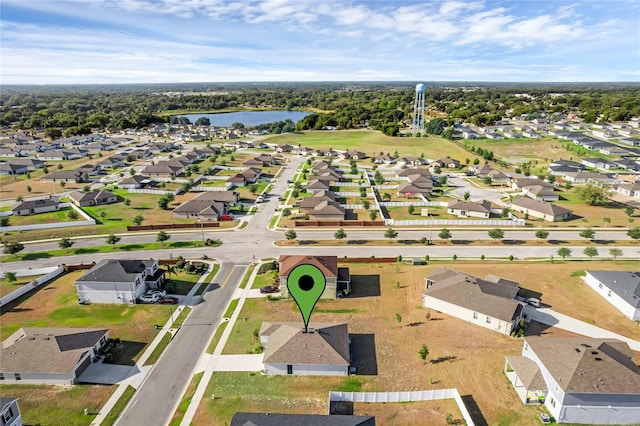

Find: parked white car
[149,289,167,298]
[139,293,160,304]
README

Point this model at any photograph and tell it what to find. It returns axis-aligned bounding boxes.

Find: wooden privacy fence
[295,220,385,227]
[127,223,220,231]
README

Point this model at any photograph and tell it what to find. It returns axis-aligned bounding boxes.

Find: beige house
[260,322,350,376]
[422,267,528,336]
[447,200,492,218]
[69,190,119,207]
[510,197,572,222]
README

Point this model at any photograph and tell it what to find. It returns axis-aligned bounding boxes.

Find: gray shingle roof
[585,271,640,308]
[76,259,156,283]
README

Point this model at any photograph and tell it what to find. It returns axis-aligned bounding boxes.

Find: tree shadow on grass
[298,240,318,245]
[110,341,147,366]
[74,247,99,255]
[503,239,525,245]
[346,240,368,245]
[548,240,568,245]
[593,239,615,245]
[119,244,144,251]
[21,252,53,260]
[451,240,472,245]
[430,355,457,364]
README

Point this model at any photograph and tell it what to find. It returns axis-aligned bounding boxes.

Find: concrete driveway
[446,175,508,204]
[78,362,140,385]
[211,354,263,372]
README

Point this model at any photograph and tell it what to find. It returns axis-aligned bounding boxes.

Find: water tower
[411,83,426,136]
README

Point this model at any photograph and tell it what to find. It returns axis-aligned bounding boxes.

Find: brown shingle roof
[525,337,640,393]
[1,327,107,374]
[511,197,572,217]
[279,255,338,278]
[505,355,548,390]
[261,322,349,366]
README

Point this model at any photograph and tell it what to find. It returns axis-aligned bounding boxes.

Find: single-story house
[6,158,44,170]
[76,259,165,304]
[583,271,640,321]
[172,196,228,221]
[374,154,396,164]
[398,156,425,167]
[69,190,119,207]
[117,174,153,189]
[422,267,528,336]
[0,327,109,385]
[230,413,374,426]
[447,200,492,218]
[192,190,239,205]
[511,178,554,191]
[278,255,351,299]
[563,171,616,185]
[142,163,183,178]
[0,397,23,426]
[615,183,640,198]
[396,168,431,179]
[300,200,345,221]
[41,170,85,183]
[0,163,28,176]
[306,179,331,193]
[11,197,61,216]
[397,183,431,198]
[431,158,460,169]
[510,197,572,222]
[260,322,350,376]
[522,185,559,201]
[505,337,640,424]
[339,150,366,160]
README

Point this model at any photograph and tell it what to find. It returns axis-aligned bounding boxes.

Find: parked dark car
[260,285,279,294]
[158,296,179,304]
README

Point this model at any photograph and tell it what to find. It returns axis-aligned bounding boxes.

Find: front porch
[505,355,548,405]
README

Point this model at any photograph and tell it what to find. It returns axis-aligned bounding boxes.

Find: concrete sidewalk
[180,261,263,426]
[529,307,640,351]
[90,261,216,425]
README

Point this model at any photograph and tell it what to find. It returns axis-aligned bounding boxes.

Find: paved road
[116,263,247,426]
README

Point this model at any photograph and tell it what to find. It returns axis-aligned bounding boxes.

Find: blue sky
[1,0,639,84]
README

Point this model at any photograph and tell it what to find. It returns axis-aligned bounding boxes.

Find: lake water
[179,110,311,127]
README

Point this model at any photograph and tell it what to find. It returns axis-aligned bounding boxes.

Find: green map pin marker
[287,263,326,333]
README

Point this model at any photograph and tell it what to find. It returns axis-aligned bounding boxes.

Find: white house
[505,337,640,424]
[583,271,640,321]
[0,398,23,426]
[260,322,350,376]
[11,198,60,216]
[422,268,530,336]
[76,259,165,304]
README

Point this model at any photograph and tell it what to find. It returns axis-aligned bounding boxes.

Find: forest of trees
[1,82,638,136]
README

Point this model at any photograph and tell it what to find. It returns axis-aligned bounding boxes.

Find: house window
[550,397,556,408]
[2,407,14,423]
[0,373,4,380]
[14,373,21,381]
[287,365,293,375]
[524,343,529,352]
[486,316,492,324]
[473,312,478,320]
[598,283,603,289]
[608,290,612,297]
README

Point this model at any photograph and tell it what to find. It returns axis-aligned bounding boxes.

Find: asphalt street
[115,263,247,426]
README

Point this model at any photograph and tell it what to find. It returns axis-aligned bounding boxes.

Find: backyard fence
[379,201,447,207]
[192,185,233,192]
[387,218,524,226]
[127,188,175,195]
[295,220,385,227]
[0,203,95,232]
[328,389,474,426]
[127,222,220,231]
[0,266,65,308]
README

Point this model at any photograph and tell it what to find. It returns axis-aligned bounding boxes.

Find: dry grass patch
[0,275,40,297]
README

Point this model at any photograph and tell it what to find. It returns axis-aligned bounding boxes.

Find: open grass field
[553,187,636,228]
[0,270,175,349]
[265,130,479,161]
[0,383,115,425]
[199,260,639,426]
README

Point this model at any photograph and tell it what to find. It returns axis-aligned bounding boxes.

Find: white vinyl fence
[0,266,65,308]
[379,201,447,207]
[387,218,525,226]
[329,389,474,425]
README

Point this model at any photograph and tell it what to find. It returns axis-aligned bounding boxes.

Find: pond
[178,110,312,127]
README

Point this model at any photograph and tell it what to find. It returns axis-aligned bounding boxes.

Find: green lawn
[101,385,136,426]
[195,372,374,425]
[206,321,229,354]
[5,208,83,226]
[144,332,172,365]
[238,264,257,289]
[0,384,114,426]
[250,270,278,289]
[223,299,239,318]
[167,270,207,295]
[170,372,205,426]
[265,130,475,160]
[1,240,219,263]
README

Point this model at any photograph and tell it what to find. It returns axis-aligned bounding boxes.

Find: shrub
[452,254,457,260]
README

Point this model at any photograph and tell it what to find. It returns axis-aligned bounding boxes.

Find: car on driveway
[260,285,279,294]
[220,214,234,221]
[148,289,167,298]
[158,296,179,304]
[139,294,160,304]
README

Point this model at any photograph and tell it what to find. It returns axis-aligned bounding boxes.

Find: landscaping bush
[257,261,278,275]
